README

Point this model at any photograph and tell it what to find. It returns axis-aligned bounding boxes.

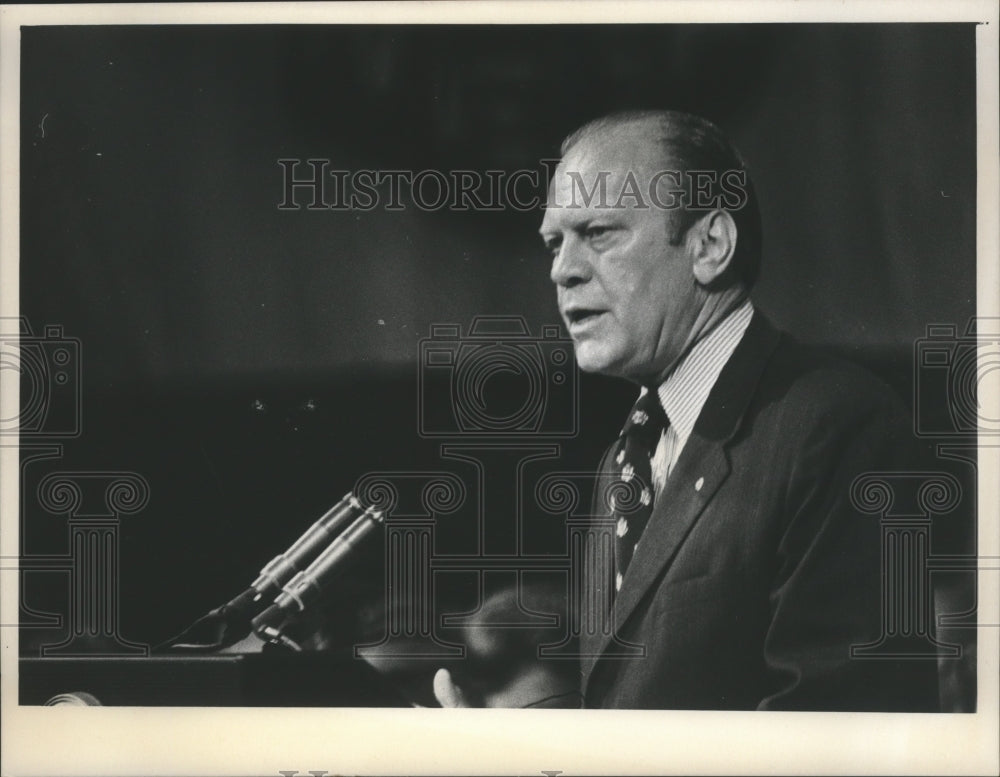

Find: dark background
[16,24,978,706]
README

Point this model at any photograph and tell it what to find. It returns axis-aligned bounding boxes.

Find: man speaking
[436,110,941,710]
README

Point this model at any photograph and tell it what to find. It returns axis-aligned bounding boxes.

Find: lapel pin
[695,477,705,492]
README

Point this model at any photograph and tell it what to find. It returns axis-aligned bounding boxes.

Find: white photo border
[1,2,997,775]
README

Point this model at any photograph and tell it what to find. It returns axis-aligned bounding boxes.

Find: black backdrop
[17,24,977,703]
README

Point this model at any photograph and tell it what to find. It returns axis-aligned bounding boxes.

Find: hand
[430,584,581,708]
[433,664,581,708]
[433,667,472,707]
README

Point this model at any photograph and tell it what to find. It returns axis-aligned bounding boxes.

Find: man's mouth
[565,308,606,327]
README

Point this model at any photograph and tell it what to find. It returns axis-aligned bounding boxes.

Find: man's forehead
[541,133,666,225]
[555,134,660,187]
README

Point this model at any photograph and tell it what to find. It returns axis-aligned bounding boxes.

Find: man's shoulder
[772,335,902,406]
[696,311,910,444]
[749,325,910,435]
[731,325,919,499]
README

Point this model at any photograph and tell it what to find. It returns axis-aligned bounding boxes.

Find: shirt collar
[651,299,755,443]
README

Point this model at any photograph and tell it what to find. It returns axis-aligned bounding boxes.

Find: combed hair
[561,110,763,289]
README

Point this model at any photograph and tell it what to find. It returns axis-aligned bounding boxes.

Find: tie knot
[620,390,668,441]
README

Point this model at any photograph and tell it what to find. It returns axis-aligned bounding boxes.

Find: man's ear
[689,210,737,286]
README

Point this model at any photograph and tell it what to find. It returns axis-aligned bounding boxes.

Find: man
[436,110,940,710]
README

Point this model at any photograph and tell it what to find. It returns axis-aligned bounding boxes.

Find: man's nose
[550,236,592,288]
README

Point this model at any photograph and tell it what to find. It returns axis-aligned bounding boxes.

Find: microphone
[250,492,366,603]
[158,492,367,652]
[252,502,386,646]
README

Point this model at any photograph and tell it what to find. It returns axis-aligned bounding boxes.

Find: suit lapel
[609,432,730,634]
[581,312,783,692]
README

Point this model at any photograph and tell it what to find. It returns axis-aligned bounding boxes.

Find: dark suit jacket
[582,312,941,710]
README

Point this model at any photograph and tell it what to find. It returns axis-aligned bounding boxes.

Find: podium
[19,651,411,706]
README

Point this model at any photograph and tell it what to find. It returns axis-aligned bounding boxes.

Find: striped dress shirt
[649,299,755,501]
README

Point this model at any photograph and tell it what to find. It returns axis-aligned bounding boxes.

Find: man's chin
[572,345,621,377]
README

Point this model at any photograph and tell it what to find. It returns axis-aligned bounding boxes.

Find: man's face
[539,134,704,385]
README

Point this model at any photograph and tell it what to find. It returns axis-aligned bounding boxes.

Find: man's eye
[544,240,561,256]
[585,225,610,239]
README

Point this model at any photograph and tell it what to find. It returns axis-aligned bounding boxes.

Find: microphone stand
[252,503,386,647]
[155,586,265,653]
[156,493,368,653]
[34,490,417,706]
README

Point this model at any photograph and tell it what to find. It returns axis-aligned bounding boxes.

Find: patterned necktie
[611,389,669,594]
